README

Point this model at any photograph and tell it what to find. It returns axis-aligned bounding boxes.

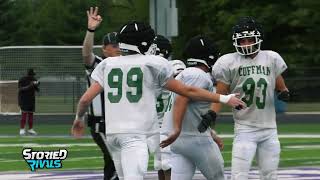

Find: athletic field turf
[1,136,320,172]
[0,135,320,179]
[0,123,319,179]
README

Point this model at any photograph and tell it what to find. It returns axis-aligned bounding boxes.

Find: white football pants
[231,128,280,180]
[152,134,172,171]
[106,134,149,180]
[170,135,225,180]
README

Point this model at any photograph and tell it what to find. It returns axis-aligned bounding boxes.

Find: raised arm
[82,7,103,66]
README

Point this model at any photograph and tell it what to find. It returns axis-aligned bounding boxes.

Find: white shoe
[27,129,37,135]
[19,129,26,136]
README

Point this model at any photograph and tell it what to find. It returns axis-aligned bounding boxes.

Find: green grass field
[34,96,320,113]
[0,123,320,136]
[0,123,319,172]
[0,136,319,172]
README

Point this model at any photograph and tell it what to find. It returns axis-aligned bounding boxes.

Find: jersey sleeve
[157,59,174,87]
[211,57,231,85]
[91,60,106,88]
[84,55,103,71]
[177,70,210,89]
[272,51,287,77]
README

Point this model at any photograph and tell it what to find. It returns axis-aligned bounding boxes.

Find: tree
[174,0,320,77]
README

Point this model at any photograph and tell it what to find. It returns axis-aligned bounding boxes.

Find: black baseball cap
[103,32,118,45]
[27,68,36,76]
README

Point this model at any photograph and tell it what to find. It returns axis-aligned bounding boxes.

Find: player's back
[176,67,214,136]
[91,54,173,135]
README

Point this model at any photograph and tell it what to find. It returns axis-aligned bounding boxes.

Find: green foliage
[174,0,320,76]
[0,0,148,46]
[0,0,319,77]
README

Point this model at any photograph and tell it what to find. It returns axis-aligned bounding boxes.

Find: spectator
[18,68,39,136]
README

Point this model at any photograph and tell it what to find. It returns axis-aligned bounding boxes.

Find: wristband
[219,94,236,104]
[75,114,85,122]
[219,94,230,104]
[87,28,95,32]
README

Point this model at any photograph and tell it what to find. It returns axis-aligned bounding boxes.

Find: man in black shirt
[18,68,39,136]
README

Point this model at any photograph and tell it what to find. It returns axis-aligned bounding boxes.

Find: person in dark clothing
[18,68,39,136]
[81,7,119,180]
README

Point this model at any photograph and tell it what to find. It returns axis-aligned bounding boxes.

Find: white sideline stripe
[1,134,320,138]
[281,157,320,161]
[220,134,320,138]
[0,80,18,83]
[221,134,320,138]
[218,112,320,115]
[0,135,93,138]
[302,161,320,164]
[284,145,320,149]
[0,143,97,147]
[223,157,320,164]
[2,111,320,116]
[285,111,320,115]
[5,157,319,164]
[0,156,102,163]
[0,148,100,155]
[65,157,101,161]
[0,160,23,163]
[0,45,100,49]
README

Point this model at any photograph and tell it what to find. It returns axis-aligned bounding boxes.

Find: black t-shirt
[18,75,39,111]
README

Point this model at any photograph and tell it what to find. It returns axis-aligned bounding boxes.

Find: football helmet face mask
[183,35,219,69]
[232,16,263,56]
[117,21,155,55]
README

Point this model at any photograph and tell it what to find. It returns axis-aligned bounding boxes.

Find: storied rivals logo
[22,148,68,171]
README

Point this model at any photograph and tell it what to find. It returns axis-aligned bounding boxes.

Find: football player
[72,21,245,180]
[156,59,186,180]
[165,35,225,180]
[148,35,173,180]
[211,16,289,180]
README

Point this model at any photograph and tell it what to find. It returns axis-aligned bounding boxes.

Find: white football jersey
[156,90,171,127]
[161,91,174,135]
[91,54,173,135]
[162,67,214,136]
[212,50,287,128]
